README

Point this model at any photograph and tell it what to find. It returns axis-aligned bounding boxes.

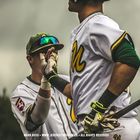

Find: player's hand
[82,112,103,134]
[42,47,58,81]
[100,106,120,130]
[82,101,106,133]
[82,102,120,134]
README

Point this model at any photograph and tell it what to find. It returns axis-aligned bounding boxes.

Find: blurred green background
[0,89,25,140]
[0,0,140,139]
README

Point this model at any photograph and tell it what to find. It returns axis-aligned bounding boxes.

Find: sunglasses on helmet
[32,36,59,48]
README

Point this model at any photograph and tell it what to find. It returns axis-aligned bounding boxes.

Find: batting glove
[82,102,120,134]
[43,51,58,82]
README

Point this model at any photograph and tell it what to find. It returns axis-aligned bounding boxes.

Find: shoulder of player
[88,14,120,31]
[10,78,36,100]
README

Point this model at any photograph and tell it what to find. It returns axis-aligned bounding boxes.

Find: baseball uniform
[70,12,140,140]
[10,74,78,140]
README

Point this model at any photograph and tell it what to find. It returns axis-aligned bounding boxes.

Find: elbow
[25,112,49,132]
[25,115,41,132]
[25,121,35,132]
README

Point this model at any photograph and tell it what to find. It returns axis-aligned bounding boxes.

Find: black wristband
[49,75,69,93]
[98,89,118,109]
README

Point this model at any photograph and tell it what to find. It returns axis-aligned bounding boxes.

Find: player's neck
[30,71,42,85]
[78,4,103,23]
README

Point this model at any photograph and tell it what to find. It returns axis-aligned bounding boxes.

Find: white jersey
[70,12,137,117]
[10,74,78,140]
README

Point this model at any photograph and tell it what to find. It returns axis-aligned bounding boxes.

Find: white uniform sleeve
[89,18,125,61]
[10,86,51,132]
[31,95,51,125]
[10,87,34,127]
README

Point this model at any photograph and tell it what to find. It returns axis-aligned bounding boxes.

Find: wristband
[49,75,69,93]
[98,89,118,108]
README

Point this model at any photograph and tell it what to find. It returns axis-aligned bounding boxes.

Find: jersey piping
[20,83,38,94]
[27,75,40,86]
[58,97,74,134]
[51,97,69,140]
[111,31,127,51]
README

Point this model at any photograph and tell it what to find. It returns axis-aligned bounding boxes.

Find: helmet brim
[29,43,64,54]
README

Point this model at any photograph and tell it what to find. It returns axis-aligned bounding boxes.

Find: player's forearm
[31,89,51,125]
[98,62,138,109]
[98,37,140,109]
[108,37,140,95]
[25,91,51,132]
[25,77,51,132]
[87,63,139,127]
[47,75,72,99]
[31,77,51,124]
[108,62,138,96]
[63,83,72,99]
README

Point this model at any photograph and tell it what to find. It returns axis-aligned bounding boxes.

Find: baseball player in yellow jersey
[10,33,78,140]
[42,0,140,140]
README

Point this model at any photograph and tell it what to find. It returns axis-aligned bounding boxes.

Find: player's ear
[26,55,33,65]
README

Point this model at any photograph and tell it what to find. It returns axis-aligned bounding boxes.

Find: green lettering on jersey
[71,41,86,73]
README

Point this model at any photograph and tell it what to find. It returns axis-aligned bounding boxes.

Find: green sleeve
[112,38,140,69]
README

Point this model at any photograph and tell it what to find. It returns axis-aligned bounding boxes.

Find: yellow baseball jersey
[70,12,137,117]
